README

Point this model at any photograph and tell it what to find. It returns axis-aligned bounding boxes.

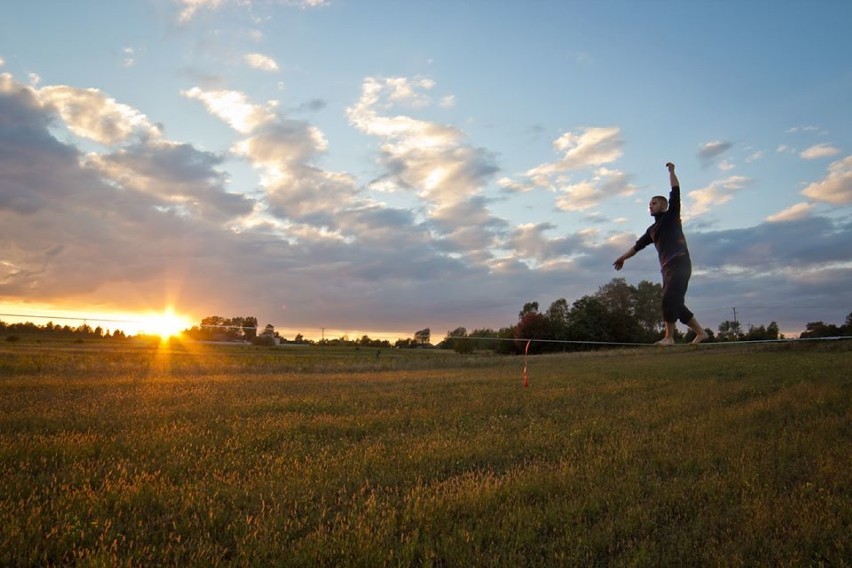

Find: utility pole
[732,307,738,326]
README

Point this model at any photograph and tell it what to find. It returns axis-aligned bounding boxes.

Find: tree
[717,320,743,342]
[594,278,643,343]
[193,315,259,341]
[414,328,431,345]
[566,296,613,345]
[595,278,635,315]
[742,321,781,341]
[519,301,539,319]
[545,298,570,340]
[515,312,551,354]
[633,280,664,340]
[800,321,841,339]
[442,327,471,353]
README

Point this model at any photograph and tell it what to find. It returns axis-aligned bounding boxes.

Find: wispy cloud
[766,202,812,223]
[799,143,841,160]
[504,126,624,195]
[177,0,226,23]
[182,87,275,134]
[177,0,328,23]
[244,53,280,72]
[686,175,751,218]
[122,47,136,68]
[697,140,733,166]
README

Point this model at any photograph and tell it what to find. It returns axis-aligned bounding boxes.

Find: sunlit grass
[0,340,849,566]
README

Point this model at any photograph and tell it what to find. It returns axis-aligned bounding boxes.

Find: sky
[1,0,851,341]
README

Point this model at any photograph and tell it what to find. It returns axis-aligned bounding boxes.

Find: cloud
[799,143,841,160]
[194,92,353,227]
[697,140,733,165]
[1,79,230,299]
[504,223,588,265]
[346,76,502,257]
[177,0,226,23]
[84,140,255,221]
[0,75,94,215]
[766,202,812,223]
[554,167,636,212]
[177,0,328,24]
[686,175,751,218]
[244,53,280,72]
[36,85,161,145]
[547,126,623,171]
[694,216,852,271]
[182,87,275,133]
[503,126,624,195]
[786,125,822,134]
[746,150,764,163]
[122,47,136,68]
[802,155,852,204]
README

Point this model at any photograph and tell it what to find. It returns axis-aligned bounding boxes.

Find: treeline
[184,316,260,341]
[438,278,667,355]
[800,317,852,339]
[434,278,852,354]
[0,320,128,341]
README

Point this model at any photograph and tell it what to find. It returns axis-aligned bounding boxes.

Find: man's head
[649,195,668,216]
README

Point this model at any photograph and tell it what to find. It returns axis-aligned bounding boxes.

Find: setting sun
[140,310,192,339]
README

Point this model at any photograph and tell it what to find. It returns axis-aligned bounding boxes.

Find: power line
[0,313,138,324]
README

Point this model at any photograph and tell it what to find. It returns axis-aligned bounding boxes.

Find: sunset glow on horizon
[0,303,195,339]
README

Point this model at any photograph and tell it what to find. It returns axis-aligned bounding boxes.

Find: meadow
[0,338,849,567]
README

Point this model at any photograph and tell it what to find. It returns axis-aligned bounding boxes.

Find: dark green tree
[634,280,664,340]
[800,321,841,338]
[567,296,613,345]
[717,320,743,342]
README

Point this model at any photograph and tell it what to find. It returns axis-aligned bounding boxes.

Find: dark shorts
[661,255,694,324]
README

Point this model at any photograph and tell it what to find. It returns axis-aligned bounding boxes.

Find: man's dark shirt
[634,185,690,268]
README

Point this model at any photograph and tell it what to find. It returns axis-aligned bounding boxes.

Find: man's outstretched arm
[613,246,637,271]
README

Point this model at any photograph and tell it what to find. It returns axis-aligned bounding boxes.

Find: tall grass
[0,339,849,566]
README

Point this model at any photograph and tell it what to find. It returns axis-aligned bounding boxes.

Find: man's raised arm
[666,161,679,188]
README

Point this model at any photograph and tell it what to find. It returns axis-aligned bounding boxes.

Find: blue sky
[1,0,850,340]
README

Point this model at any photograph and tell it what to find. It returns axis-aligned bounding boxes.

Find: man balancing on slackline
[613,162,708,345]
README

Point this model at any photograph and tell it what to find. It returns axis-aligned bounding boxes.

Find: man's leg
[657,321,676,345]
[686,316,708,344]
[659,257,696,345]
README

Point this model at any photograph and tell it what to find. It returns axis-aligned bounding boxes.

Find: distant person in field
[613,162,708,345]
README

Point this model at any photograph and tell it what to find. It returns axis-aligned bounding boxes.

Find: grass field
[1,338,850,567]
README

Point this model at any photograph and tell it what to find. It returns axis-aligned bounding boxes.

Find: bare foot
[655,337,675,346]
[691,331,709,344]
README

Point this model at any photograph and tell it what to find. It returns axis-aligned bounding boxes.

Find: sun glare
[141,310,191,339]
